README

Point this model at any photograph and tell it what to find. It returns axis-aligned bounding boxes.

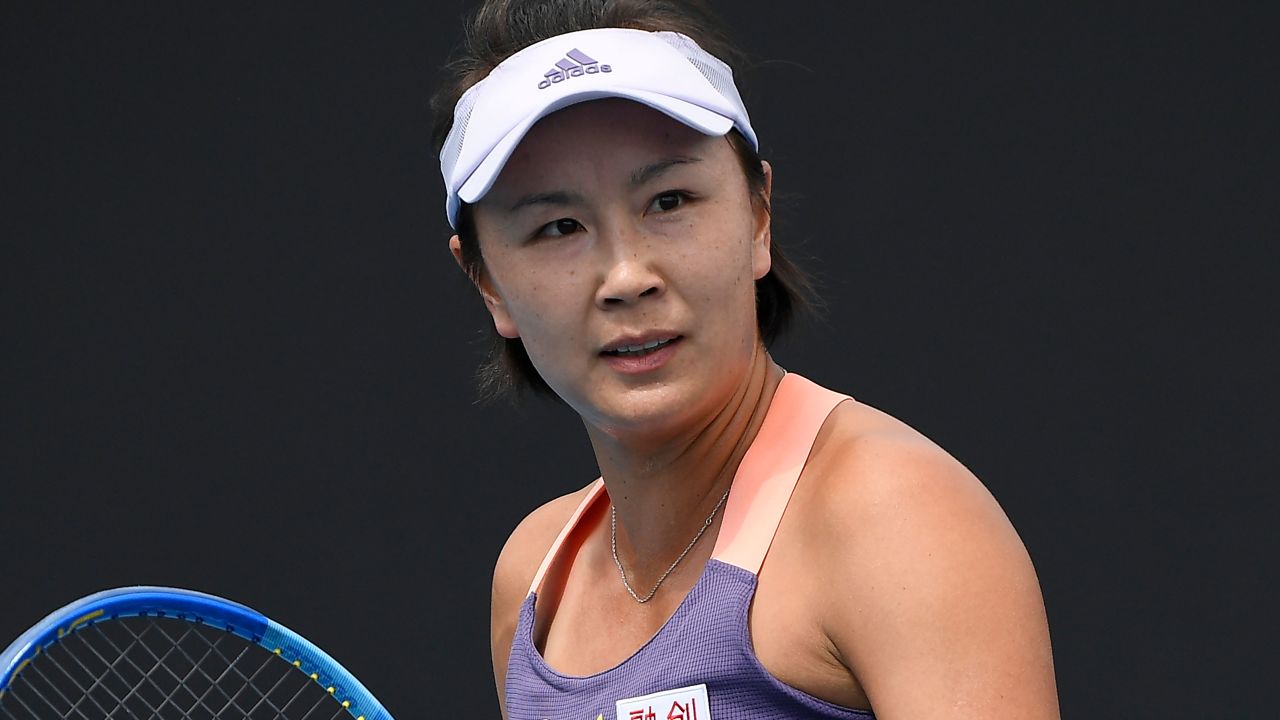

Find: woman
[432,1,1059,718]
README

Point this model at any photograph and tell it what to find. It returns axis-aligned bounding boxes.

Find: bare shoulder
[492,481,597,621]
[489,481,598,716]
[796,399,1027,621]
[802,399,1012,536]
[794,399,1060,717]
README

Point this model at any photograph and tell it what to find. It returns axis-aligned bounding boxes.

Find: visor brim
[455,88,734,208]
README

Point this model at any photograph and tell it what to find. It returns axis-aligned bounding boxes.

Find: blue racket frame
[0,586,391,720]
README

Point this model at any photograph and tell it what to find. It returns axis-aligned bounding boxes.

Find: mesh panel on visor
[440,86,480,192]
[654,31,752,131]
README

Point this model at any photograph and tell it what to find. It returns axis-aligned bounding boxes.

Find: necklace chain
[610,486,732,604]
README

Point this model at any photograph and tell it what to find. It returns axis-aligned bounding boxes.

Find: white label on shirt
[615,683,710,720]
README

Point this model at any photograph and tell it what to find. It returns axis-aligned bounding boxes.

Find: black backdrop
[2,2,1275,717]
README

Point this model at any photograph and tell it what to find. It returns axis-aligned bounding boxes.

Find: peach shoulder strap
[710,373,850,575]
[527,479,607,596]
[526,373,849,594]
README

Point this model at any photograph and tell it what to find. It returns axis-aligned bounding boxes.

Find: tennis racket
[0,586,393,720]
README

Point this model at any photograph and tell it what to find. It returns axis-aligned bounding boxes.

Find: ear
[751,160,774,281]
[449,234,521,339]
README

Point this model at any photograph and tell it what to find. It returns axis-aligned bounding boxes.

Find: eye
[649,191,689,214]
[537,218,583,238]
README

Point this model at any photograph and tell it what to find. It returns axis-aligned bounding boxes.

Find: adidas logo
[538,48,612,90]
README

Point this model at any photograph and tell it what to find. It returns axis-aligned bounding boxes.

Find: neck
[585,349,785,584]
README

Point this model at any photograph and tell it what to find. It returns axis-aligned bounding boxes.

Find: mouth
[601,336,682,358]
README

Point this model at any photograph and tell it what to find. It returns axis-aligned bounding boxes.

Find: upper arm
[490,486,592,719]
[817,437,1059,719]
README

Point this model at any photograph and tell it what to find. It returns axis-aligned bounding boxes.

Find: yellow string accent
[342,701,350,708]
[292,660,301,667]
[310,673,319,680]
[273,648,282,655]
[327,687,335,694]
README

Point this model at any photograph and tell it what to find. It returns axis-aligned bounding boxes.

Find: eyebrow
[508,190,584,213]
[630,156,702,187]
[506,156,704,213]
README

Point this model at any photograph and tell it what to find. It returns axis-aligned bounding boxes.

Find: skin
[451,99,1060,719]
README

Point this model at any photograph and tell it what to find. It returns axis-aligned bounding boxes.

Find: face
[453,99,772,438]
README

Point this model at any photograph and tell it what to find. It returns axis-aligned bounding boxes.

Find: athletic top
[504,373,876,720]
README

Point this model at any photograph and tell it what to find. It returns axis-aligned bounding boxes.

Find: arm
[817,435,1059,719]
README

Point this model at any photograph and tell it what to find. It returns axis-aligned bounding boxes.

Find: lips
[601,334,682,357]
[599,334,682,375]
[603,337,676,357]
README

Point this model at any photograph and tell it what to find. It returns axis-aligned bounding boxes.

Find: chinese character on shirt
[667,698,698,720]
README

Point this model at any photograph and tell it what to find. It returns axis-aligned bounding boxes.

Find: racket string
[125,620,244,719]
[9,645,97,720]
[241,656,307,719]
[0,681,53,720]
[0,617,349,720]
[138,620,300,720]
[88,618,188,719]
[203,639,279,718]
[37,629,137,719]
[114,618,205,718]
[35,632,121,719]
[130,618,305,720]
[147,625,258,718]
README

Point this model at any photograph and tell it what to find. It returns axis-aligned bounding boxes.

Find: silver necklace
[610,486,732,604]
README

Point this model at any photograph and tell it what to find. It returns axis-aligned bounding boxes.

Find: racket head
[0,586,392,720]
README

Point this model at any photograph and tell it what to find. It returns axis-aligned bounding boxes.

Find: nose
[594,232,665,309]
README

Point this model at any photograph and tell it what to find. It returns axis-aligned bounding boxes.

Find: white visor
[439,27,758,228]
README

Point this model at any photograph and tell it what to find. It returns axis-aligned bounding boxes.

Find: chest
[533,552,871,713]
[537,548,707,675]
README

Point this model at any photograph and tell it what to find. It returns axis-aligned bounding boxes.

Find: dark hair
[432,0,814,401]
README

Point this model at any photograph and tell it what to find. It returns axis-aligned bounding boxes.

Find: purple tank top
[504,374,876,720]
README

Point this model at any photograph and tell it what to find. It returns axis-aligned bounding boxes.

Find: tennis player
[433,1,1060,718]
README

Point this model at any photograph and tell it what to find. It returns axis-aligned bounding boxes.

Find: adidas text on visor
[440,28,758,228]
